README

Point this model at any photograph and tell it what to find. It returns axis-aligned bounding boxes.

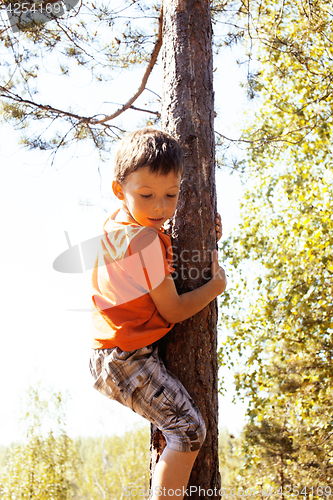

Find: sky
[0,16,251,447]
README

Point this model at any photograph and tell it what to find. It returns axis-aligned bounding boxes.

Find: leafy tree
[213,0,333,165]
[0,447,9,471]
[218,428,242,489]
[74,426,150,499]
[219,0,333,494]
[0,386,79,500]
[220,157,333,499]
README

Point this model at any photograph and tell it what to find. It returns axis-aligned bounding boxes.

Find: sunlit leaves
[75,427,150,499]
[0,387,79,500]
[218,0,333,489]
[0,387,151,500]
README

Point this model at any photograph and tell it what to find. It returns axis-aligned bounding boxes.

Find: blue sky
[0,32,250,446]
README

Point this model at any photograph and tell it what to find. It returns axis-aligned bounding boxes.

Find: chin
[147,218,164,228]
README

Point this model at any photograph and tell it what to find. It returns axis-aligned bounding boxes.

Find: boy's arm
[149,250,227,324]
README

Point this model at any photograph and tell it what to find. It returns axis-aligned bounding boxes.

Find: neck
[114,207,138,225]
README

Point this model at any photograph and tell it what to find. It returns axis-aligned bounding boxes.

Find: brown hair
[114,127,184,184]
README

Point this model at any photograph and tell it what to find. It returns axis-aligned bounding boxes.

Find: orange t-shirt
[91,211,175,350]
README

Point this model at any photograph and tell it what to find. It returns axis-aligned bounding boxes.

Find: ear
[112,180,125,200]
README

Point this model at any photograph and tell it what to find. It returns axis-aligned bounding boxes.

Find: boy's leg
[90,345,206,500]
[151,447,199,500]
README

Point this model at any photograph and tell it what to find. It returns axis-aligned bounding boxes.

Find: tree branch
[0,87,91,123]
[0,6,163,130]
[90,6,163,125]
[130,105,160,116]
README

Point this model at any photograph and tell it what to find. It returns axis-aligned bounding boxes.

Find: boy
[90,128,226,500]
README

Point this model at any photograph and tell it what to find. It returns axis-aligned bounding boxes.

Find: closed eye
[167,194,178,198]
[140,194,152,198]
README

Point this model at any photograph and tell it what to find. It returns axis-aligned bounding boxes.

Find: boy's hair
[114,128,185,184]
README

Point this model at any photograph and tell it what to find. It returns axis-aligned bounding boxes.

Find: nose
[154,197,166,212]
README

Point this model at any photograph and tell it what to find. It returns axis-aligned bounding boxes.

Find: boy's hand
[211,249,227,294]
[149,252,227,324]
[216,213,222,242]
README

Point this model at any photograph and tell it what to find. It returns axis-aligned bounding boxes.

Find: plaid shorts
[89,345,206,452]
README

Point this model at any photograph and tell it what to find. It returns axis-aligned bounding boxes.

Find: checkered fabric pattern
[89,345,206,452]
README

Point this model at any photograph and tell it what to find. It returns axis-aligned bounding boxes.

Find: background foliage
[0,388,240,499]
[0,387,150,500]
[219,0,333,495]
[0,387,79,500]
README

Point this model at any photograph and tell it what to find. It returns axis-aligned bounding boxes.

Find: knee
[188,414,206,452]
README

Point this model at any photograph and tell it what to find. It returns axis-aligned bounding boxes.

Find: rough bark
[150,1,220,498]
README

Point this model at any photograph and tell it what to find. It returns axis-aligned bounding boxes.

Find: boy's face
[112,166,181,229]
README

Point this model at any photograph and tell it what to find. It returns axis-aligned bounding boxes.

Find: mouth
[148,217,164,222]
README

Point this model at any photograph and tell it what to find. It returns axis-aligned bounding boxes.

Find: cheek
[130,196,147,213]
[173,195,180,206]
[126,194,137,207]
[168,198,179,212]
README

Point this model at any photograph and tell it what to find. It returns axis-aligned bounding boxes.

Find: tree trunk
[150,1,220,498]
